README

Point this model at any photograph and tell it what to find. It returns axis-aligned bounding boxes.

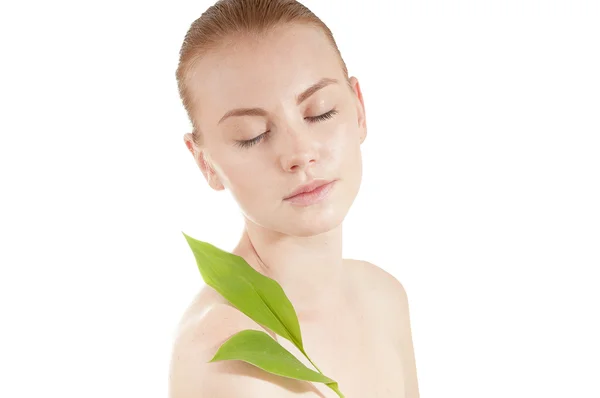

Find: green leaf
[182,232,304,350]
[209,329,335,384]
[182,232,346,397]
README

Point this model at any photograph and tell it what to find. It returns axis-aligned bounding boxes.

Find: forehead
[187,23,344,124]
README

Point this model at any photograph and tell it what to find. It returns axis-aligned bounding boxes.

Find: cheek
[325,117,360,166]
[210,149,252,191]
[223,163,256,191]
[219,156,274,201]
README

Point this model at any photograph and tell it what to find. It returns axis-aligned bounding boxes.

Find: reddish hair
[175,0,350,147]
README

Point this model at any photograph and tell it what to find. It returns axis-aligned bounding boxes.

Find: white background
[1,1,598,397]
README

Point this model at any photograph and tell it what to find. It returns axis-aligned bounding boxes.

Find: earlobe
[358,111,367,143]
[209,173,225,191]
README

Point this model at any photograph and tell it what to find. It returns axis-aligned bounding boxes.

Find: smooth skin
[169,22,420,397]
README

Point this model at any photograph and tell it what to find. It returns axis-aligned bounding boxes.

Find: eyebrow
[217,77,339,125]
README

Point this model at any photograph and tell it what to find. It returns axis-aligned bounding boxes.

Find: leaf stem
[300,348,323,373]
[299,348,345,398]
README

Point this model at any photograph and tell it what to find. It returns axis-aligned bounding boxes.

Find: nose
[279,128,319,173]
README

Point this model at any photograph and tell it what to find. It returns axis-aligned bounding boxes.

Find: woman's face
[185,23,367,237]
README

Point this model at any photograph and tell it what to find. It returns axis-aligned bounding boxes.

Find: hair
[175,0,350,148]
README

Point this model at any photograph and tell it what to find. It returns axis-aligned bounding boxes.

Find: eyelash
[235,109,339,149]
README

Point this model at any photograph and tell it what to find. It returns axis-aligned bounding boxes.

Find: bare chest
[275,303,406,398]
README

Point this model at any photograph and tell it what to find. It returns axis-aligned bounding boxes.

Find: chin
[281,199,351,237]
[291,219,341,237]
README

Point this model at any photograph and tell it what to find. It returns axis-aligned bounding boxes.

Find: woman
[169,1,419,397]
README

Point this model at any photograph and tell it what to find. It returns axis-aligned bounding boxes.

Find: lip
[284,179,335,199]
[284,179,336,206]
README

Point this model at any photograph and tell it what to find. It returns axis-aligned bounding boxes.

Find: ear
[183,132,225,191]
[349,76,367,144]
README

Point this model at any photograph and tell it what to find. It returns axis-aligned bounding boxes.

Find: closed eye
[305,109,338,123]
[235,109,338,149]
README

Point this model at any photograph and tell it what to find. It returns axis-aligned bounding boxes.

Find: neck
[232,219,346,319]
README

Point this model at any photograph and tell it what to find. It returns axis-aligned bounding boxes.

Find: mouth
[284,180,336,206]
[284,179,335,199]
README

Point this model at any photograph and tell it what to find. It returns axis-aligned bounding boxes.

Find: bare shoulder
[169,286,272,397]
[173,285,277,346]
[349,259,420,398]
[168,286,317,397]
[346,259,409,307]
